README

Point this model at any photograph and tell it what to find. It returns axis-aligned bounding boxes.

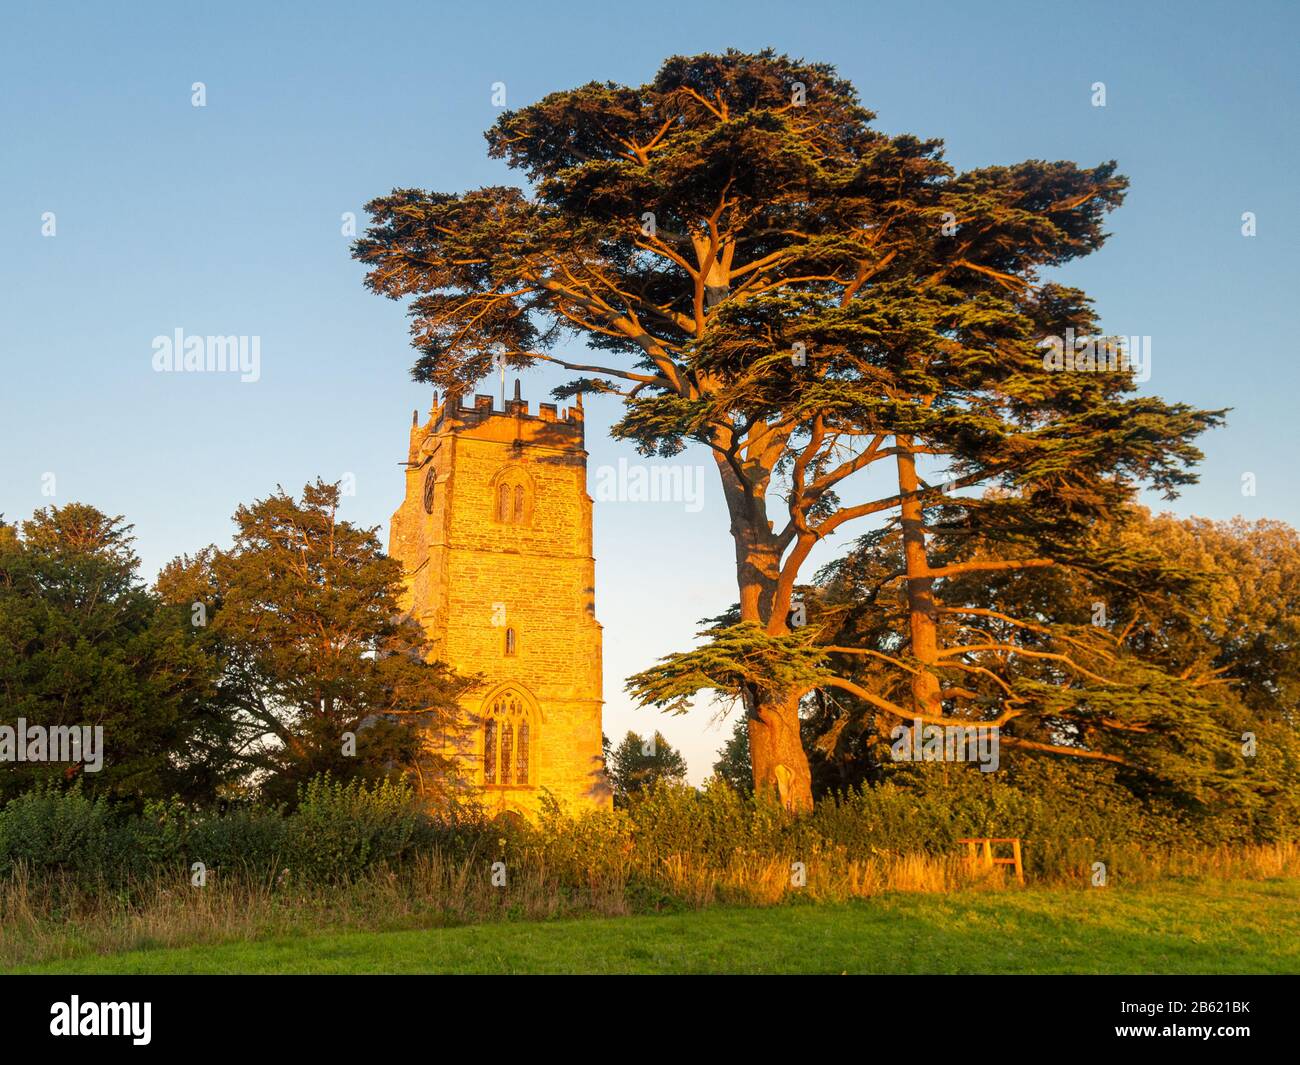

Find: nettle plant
[356,50,1219,811]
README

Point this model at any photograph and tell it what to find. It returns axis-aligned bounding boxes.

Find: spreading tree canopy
[806,508,1234,791]
[357,49,1220,810]
[710,508,1298,830]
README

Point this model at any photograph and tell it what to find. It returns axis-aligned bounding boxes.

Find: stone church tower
[389,385,610,817]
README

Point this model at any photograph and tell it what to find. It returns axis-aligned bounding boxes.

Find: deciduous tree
[157,481,469,805]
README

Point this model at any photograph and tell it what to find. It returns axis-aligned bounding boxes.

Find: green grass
[13,877,1299,974]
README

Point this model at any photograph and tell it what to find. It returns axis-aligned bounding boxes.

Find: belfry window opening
[494,473,531,524]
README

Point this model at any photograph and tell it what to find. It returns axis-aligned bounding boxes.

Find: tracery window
[482,691,533,787]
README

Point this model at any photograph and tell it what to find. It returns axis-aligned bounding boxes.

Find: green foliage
[528,791,634,886]
[624,779,793,864]
[711,715,753,796]
[0,505,227,803]
[606,730,689,805]
[626,621,828,711]
[183,804,287,876]
[156,480,471,805]
[284,776,423,882]
[0,783,117,879]
[2,756,1295,898]
[811,505,1300,809]
[2,488,474,806]
[0,776,425,886]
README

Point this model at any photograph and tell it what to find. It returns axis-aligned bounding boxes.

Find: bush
[2,760,1294,894]
[284,775,422,882]
[0,783,117,879]
[184,804,287,879]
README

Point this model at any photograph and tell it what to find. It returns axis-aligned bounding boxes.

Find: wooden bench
[957,837,1024,884]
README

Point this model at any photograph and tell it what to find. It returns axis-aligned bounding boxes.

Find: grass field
[12,877,1298,975]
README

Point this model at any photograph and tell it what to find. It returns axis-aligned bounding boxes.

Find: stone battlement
[430,389,582,429]
[408,385,585,465]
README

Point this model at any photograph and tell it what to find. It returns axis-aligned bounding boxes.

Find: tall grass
[3,842,1297,971]
[3,773,1298,970]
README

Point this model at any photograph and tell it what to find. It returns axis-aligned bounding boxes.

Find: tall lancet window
[483,719,498,785]
[500,723,514,785]
[516,720,530,786]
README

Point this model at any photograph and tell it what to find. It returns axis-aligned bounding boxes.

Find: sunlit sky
[3,0,1297,782]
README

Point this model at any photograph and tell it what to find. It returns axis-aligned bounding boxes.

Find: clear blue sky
[2,0,1297,782]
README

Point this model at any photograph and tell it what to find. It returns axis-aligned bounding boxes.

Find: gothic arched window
[482,691,534,787]
[504,627,517,656]
[492,470,533,525]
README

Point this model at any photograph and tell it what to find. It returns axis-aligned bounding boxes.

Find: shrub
[284,775,422,882]
[0,783,117,879]
[2,760,1294,895]
[184,804,287,879]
